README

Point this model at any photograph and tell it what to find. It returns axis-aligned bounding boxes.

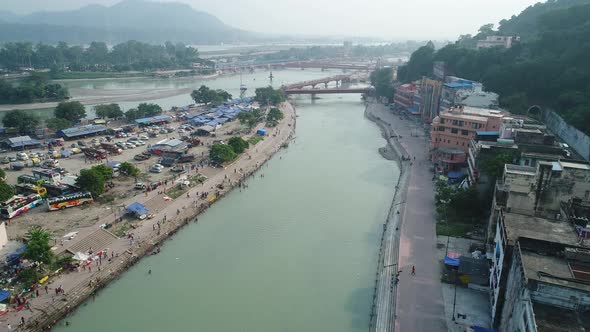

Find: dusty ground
[0,111,251,239]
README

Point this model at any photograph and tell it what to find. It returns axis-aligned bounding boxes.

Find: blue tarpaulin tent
[447,170,465,179]
[257,129,266,136]
[0,289,10,302]
[444,256,460,266]
[126,202,148,219]
[473,327,496,332]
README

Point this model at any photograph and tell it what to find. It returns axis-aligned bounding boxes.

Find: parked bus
[46,192,93,211]
[0,194,44,219]
[100,142,122,155]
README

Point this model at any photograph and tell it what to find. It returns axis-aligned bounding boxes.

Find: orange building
[431,106,507,172]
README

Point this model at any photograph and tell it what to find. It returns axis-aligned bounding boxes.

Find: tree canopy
[370,67,395,100]
[254,86,285,106]
[76,168,106,197]
[95,103,123,119]
[119,162,140,177]
[236,108,265,129]
[124,103,162,120]
[209,144,237,164]
[45,117,71,131]
[55,101,86,122]
[23,226,53,264]
[266,107,284,127]
[190,85,232,106]
[0,40,211,73]
[227,137,249,154]
[0,75,68,104]
[2,109,40,134]
[0,181,15,202]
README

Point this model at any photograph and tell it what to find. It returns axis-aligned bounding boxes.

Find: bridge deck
[284,88,371,95]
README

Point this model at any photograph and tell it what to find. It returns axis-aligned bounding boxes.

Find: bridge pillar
[312,84,316,89]
[324,83,328,88]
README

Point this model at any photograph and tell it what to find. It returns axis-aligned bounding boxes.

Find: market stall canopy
[72,252,89,261]
[0,289,10,302]
[126,202,148,219]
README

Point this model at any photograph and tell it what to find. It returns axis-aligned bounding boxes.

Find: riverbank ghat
[1,102,297,332]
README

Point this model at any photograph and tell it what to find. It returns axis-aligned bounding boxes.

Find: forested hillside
[397,0,590,135]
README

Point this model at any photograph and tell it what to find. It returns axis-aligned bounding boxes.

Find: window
[451,128,458,134]
[438,126,445,132]
[471,122,482,129]
[461,130,469,136]
[452,120,464,127]
[440,118,445,124]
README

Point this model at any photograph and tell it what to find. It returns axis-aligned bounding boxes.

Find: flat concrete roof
[505,164,536,176]
[442,112,488,122]
[504,212,579,246]
[560,161,590,170]
[463,106,505,118]
[533,302,590,332]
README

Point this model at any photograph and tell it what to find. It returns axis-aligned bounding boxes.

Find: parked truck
[100,142,123,155]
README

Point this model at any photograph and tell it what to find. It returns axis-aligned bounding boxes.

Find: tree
[370,68,395,100]
[227,137,249,154]
[76,169,105,197]
[137,103,162,117]
[119,162,140,177]
[2,109,40,134]
[237,108,265,129]
[191,86,231,106]
[266,107,284,127]
[480,152,517,179]
[0,168,5,180]
[209,144,237,164]
[124,109,139,121]
[95,103,123,119]
[0,181,15,202]
[55,101,86,122]
[91,164,113,182]
[23,226,53,264]
[254,86,285,106]
[45,118,71,131]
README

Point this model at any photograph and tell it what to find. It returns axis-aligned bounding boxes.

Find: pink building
[393,83,417,109]
[431,106,507,172]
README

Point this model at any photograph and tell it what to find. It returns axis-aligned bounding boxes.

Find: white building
[476,36,520,49]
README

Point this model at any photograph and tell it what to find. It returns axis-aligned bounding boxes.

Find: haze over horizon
[2,0,542,41]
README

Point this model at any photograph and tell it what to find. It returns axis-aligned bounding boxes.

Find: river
[47,72,399,332]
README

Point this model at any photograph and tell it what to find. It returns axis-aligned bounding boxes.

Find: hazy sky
[2,0,543,40]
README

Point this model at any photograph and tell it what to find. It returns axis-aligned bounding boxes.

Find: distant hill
[0,0,251,44]
[498,0,590,40]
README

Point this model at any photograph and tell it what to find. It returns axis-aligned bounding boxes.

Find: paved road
[369,104,447,332]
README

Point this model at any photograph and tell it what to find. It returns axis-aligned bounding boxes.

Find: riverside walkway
[367,103,447,332]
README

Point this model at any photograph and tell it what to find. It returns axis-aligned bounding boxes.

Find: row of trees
[209,137,250,165]
[0,75,68,104]
[76,162,140,197]
[2,101,164,134]
[370,67,395,101]
[254,86,284,106]
[0,40,212,72]
[396,2,590,135]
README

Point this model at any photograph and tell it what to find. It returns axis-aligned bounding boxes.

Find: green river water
[49,71,399,332]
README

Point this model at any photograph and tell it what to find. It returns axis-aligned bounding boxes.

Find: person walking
[411,265,416,275]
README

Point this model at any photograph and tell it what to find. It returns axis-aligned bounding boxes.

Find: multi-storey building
[430,106,506,172]
[419,77,442,123]
[393,83,417,110]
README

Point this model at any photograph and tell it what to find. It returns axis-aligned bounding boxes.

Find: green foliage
[227,137,249,154]
[0,168,5,180]
[119,162,140,177]
[125,103,162,120]
[396,42,435,82]
[236,109,265,129]
[1,109,40,134]
[45,117,71,131]
[266,107,284,127]
[435,179,484,223]
[480,152,517,179]
[0,181,15,202]
[0,41,209,72]
[17,267,39,288]
[247,136,263,145]
[91,164,113,182]
[209,144,237,164]
[396,1,590,135]
[370,67,395,100]
[55,101,86,122]
[190,85,231,106]
[0,76,68,104]
[254,86,285,106]
[95,103,123,119]
[76,168,105,197]
[23,226,53,264]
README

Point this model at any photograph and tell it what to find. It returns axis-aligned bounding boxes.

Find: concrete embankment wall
[541,109,590,161]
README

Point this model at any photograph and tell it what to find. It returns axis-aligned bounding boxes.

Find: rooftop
[505,164,536,176]
[534,302,590,332]
[503,212,579,246]
[441,112,488,122]
[560,161,590,171]
[521,247,590,293]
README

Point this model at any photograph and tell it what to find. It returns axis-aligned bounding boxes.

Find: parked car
[11,162,25,170]
[127,137,139,142]
[77,141,87,147]
[134,182,147,190]
[126,143,136,149]
[71,147,82,154]
[1,157,10,164]
[16,152,28,161]
[135,140,146,146]
[139,135,149,140]
[8,156,17,162]
[134,154,149,161]
[149,164,163,173]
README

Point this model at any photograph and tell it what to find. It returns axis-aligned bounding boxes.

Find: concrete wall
[541,109,590,161]
[499,246,536,332]
[0,223,7,248]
